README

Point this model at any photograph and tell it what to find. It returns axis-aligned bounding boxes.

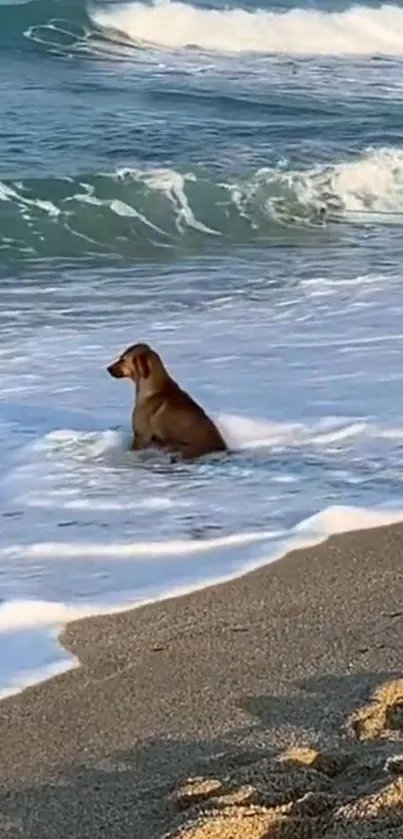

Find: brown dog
[107,342,228,460]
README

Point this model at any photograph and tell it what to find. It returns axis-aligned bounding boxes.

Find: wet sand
[0,522,403,837]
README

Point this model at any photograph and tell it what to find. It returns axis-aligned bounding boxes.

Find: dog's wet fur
[107,343,228,460]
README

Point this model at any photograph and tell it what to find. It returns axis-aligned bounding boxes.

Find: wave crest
[89,1,403,56]
[1,148,403,261]
[5,1,403,58]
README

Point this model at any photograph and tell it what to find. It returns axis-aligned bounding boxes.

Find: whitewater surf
[1,0,403,697]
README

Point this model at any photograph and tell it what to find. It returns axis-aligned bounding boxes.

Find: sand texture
[0,522,403,837]
[165,680,403,838]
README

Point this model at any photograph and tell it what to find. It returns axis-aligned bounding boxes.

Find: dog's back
[137,378,227,459]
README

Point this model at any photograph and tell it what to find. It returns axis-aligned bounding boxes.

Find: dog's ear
[133,351,150,380]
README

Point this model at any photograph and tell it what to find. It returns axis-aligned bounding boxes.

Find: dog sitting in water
[107,342,227,460]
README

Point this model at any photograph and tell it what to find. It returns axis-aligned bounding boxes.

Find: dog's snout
[107,361,123,379]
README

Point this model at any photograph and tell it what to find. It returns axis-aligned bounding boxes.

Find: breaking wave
[90,2,403,56]
[90,1,403,55]
[1,148,403,261]
[3,0,403,57]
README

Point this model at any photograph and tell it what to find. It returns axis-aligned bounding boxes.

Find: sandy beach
[0,522,403,837]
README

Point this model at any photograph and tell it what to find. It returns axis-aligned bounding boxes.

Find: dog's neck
[135,378,157,400]
[134,360,175,401]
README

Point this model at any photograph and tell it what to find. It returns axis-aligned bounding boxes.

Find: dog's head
[107,342,161,384]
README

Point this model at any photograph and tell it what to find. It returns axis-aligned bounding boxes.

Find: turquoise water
[2,0,403,695]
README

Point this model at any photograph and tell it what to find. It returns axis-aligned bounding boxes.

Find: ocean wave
[1,148,403,261]
[89,1,403,56]
[3,0,403,57]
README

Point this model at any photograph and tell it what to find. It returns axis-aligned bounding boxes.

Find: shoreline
[0,519,403,836]
[2,503,403,702]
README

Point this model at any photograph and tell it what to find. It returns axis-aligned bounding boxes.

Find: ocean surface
[2,0,403,697]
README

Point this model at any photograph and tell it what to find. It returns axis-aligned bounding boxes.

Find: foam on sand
[90,2,403,55]
[1,502,403,700]
[0,601,99,700]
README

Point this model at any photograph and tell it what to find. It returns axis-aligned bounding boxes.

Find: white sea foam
[2,529,279,561]
[0,600,98,634]
[2,266,403,701]
[217,414,373,449]
[0,602,98,699]
[118,148,403,229]
[90,2,403,55]
[231,147,403,224]
[293,147,403,221]
[294,505,403,537]
[140,169,220,235]
[1,501,402,699]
